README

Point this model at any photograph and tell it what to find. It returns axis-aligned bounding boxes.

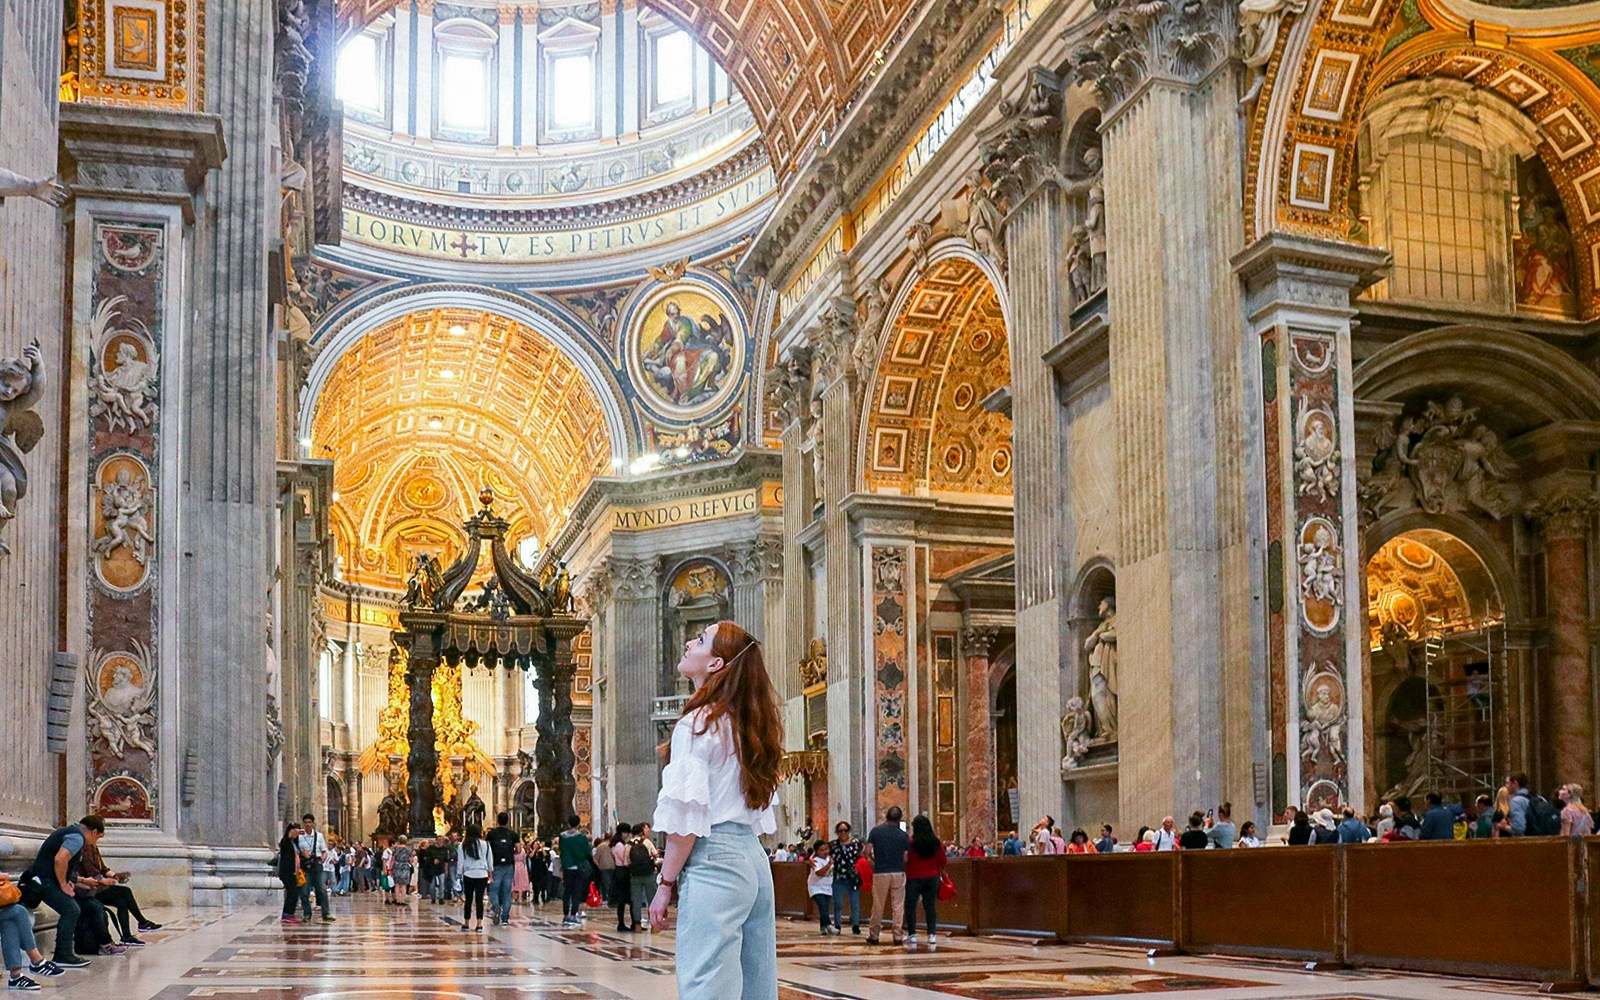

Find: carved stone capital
[1527,489,1600,541]
[807,307,856,387]
[962,626,1000,658]
[766,348,813,429]
[1065,0,1238,114]
[606,555,660,602]
[724,539,764,588]
[977,66,1066,214]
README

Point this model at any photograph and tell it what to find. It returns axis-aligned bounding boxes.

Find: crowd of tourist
[1,815,162,991]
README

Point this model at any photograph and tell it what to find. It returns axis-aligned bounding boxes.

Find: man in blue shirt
[863,807,909,945]
[1001,831,1023,855]
[1336,807,1371,843]
[1418,792,1455,840]
[25,816,106,967]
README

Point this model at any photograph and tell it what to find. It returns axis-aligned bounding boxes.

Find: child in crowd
[806,840,834,935]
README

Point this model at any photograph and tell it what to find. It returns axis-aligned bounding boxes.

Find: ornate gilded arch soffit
[1249,0,1600,317]
[337,0,925,179]
[311,307,612,591]
[860,258,1014,498]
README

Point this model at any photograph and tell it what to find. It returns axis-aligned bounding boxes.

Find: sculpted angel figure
[964,169,1008,273]
[0,339,46,552]
[1060,696,1092,771]
[93,468,155,565]
[1298,524,1341,606]
[1238,0,1307,102]
[89,662,156,758]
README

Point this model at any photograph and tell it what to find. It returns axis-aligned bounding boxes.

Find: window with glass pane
[549,53,594,129]
[439,52,490,132]
[654,30,693,107]
[337,33,382,115]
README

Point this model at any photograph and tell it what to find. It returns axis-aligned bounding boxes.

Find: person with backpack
[485,812,520,926]
[1508,773,1560,836]
[623,825,655,932]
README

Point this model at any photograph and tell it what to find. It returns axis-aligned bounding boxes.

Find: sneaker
[904,935,917,951]
[928,934,938,952]
[137,921,162,931]
[98,944,127,956]
[50,957,88,970]
[865,935,880,945]
[851,926,861,935]
[321,915,336,922]
[27,962,61,978]
[122,938,146,947]
[7,975,41,991]
[281,916,300,923]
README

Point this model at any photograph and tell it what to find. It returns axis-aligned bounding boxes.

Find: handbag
[0,881,20,907]
[854,857,873,893]
[295,869,307,887]
[936,871,956,902]
[585,882,603,908]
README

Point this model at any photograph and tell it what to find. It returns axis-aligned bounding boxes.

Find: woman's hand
[647,884,674,930]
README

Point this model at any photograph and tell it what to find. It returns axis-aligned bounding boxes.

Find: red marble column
[963,627,998,845]
[1532,492,1597,794]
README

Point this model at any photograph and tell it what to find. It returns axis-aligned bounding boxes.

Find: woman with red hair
[648,620,784,1000]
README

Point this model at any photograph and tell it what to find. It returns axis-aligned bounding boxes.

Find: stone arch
[1249,0,1600,316]
[1353,325,1600,429]
[301,284,634,463]
[858,248,1013,497]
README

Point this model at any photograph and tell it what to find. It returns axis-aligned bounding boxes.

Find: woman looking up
[647,621,784,1000]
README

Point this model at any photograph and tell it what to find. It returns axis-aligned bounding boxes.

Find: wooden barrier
[970,856,1066,937]
[1344,839,1583,984]
[1065,852,1177,948]
[1182,846,1338,963]
[770,837,1598,986]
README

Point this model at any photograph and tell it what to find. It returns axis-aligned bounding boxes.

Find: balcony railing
[651,695,690,721]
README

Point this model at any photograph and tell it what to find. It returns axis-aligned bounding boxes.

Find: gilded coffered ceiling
[862,258,1013,497]
[312,308,611,590]
[338,0,920,176]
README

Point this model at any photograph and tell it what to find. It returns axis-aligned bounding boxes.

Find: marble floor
[27,893,1598,999]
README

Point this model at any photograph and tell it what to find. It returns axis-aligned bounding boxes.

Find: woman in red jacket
[902,815,947,952]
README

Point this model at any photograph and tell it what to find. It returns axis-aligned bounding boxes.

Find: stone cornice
[1526,487,1600,541]
[59,104,227,223]
[343,143,769,231]
[1232,232,1392,325]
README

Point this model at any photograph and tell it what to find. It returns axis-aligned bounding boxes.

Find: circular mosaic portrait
[626,282,744,418]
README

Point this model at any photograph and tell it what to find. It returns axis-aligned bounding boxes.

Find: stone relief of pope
[89,659,156,758]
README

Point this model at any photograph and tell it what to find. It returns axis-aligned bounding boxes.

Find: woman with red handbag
[902,815,947,952]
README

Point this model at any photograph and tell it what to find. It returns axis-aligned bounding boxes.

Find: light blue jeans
[674,822,777,1000]
[489,864,514,922]
[0,904,36,972]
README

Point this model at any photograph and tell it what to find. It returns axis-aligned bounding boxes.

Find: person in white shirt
[771,845,793,862]
[296,813,334,921]
[457,823,492,933]
[1153,816,1178,851]
[648,621,784,1000]
[806,840,834,935]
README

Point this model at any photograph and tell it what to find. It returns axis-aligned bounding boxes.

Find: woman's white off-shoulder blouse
[652,708,777,838]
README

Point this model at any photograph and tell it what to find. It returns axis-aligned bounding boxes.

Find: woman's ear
[705,656,726,676]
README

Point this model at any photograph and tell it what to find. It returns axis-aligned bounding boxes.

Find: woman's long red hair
[672,621,784,811]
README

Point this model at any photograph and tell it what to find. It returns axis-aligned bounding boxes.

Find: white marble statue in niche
[1084,597,1118,741]
[94,468,156,565]
[88,654,156,758]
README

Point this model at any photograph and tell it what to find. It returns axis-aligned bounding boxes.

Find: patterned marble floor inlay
[866,966,1264,998]
[34,892,1590,1000]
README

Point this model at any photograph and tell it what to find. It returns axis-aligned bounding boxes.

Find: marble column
[1234,233,1388,821]
[606,555,662,828]
[1067,0,1253,824]
[178,0,279,900]
[812,311,868,826]
[976,68,1068,830]
[962,627,999,843]
[1528,491,1599,794]
[59,104,224,905]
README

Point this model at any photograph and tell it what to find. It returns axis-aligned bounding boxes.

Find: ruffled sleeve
[653,716,712,837]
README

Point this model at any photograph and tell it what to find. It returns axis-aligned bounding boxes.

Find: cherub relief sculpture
[1060,696,1092,772]
[1294,409,1339,502]
[0,339,46,555]
[93,468,156,566]
[1298,523,1342,607]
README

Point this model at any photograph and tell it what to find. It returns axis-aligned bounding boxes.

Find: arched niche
[661,557,731,695]
[1363,526,1505,802]
[1068,560,1118,743]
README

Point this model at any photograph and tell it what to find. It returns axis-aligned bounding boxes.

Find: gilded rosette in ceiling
[313,308,609,591]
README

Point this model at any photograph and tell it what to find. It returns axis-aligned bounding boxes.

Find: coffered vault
[336,0,921,175]
[310,308,611,590]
